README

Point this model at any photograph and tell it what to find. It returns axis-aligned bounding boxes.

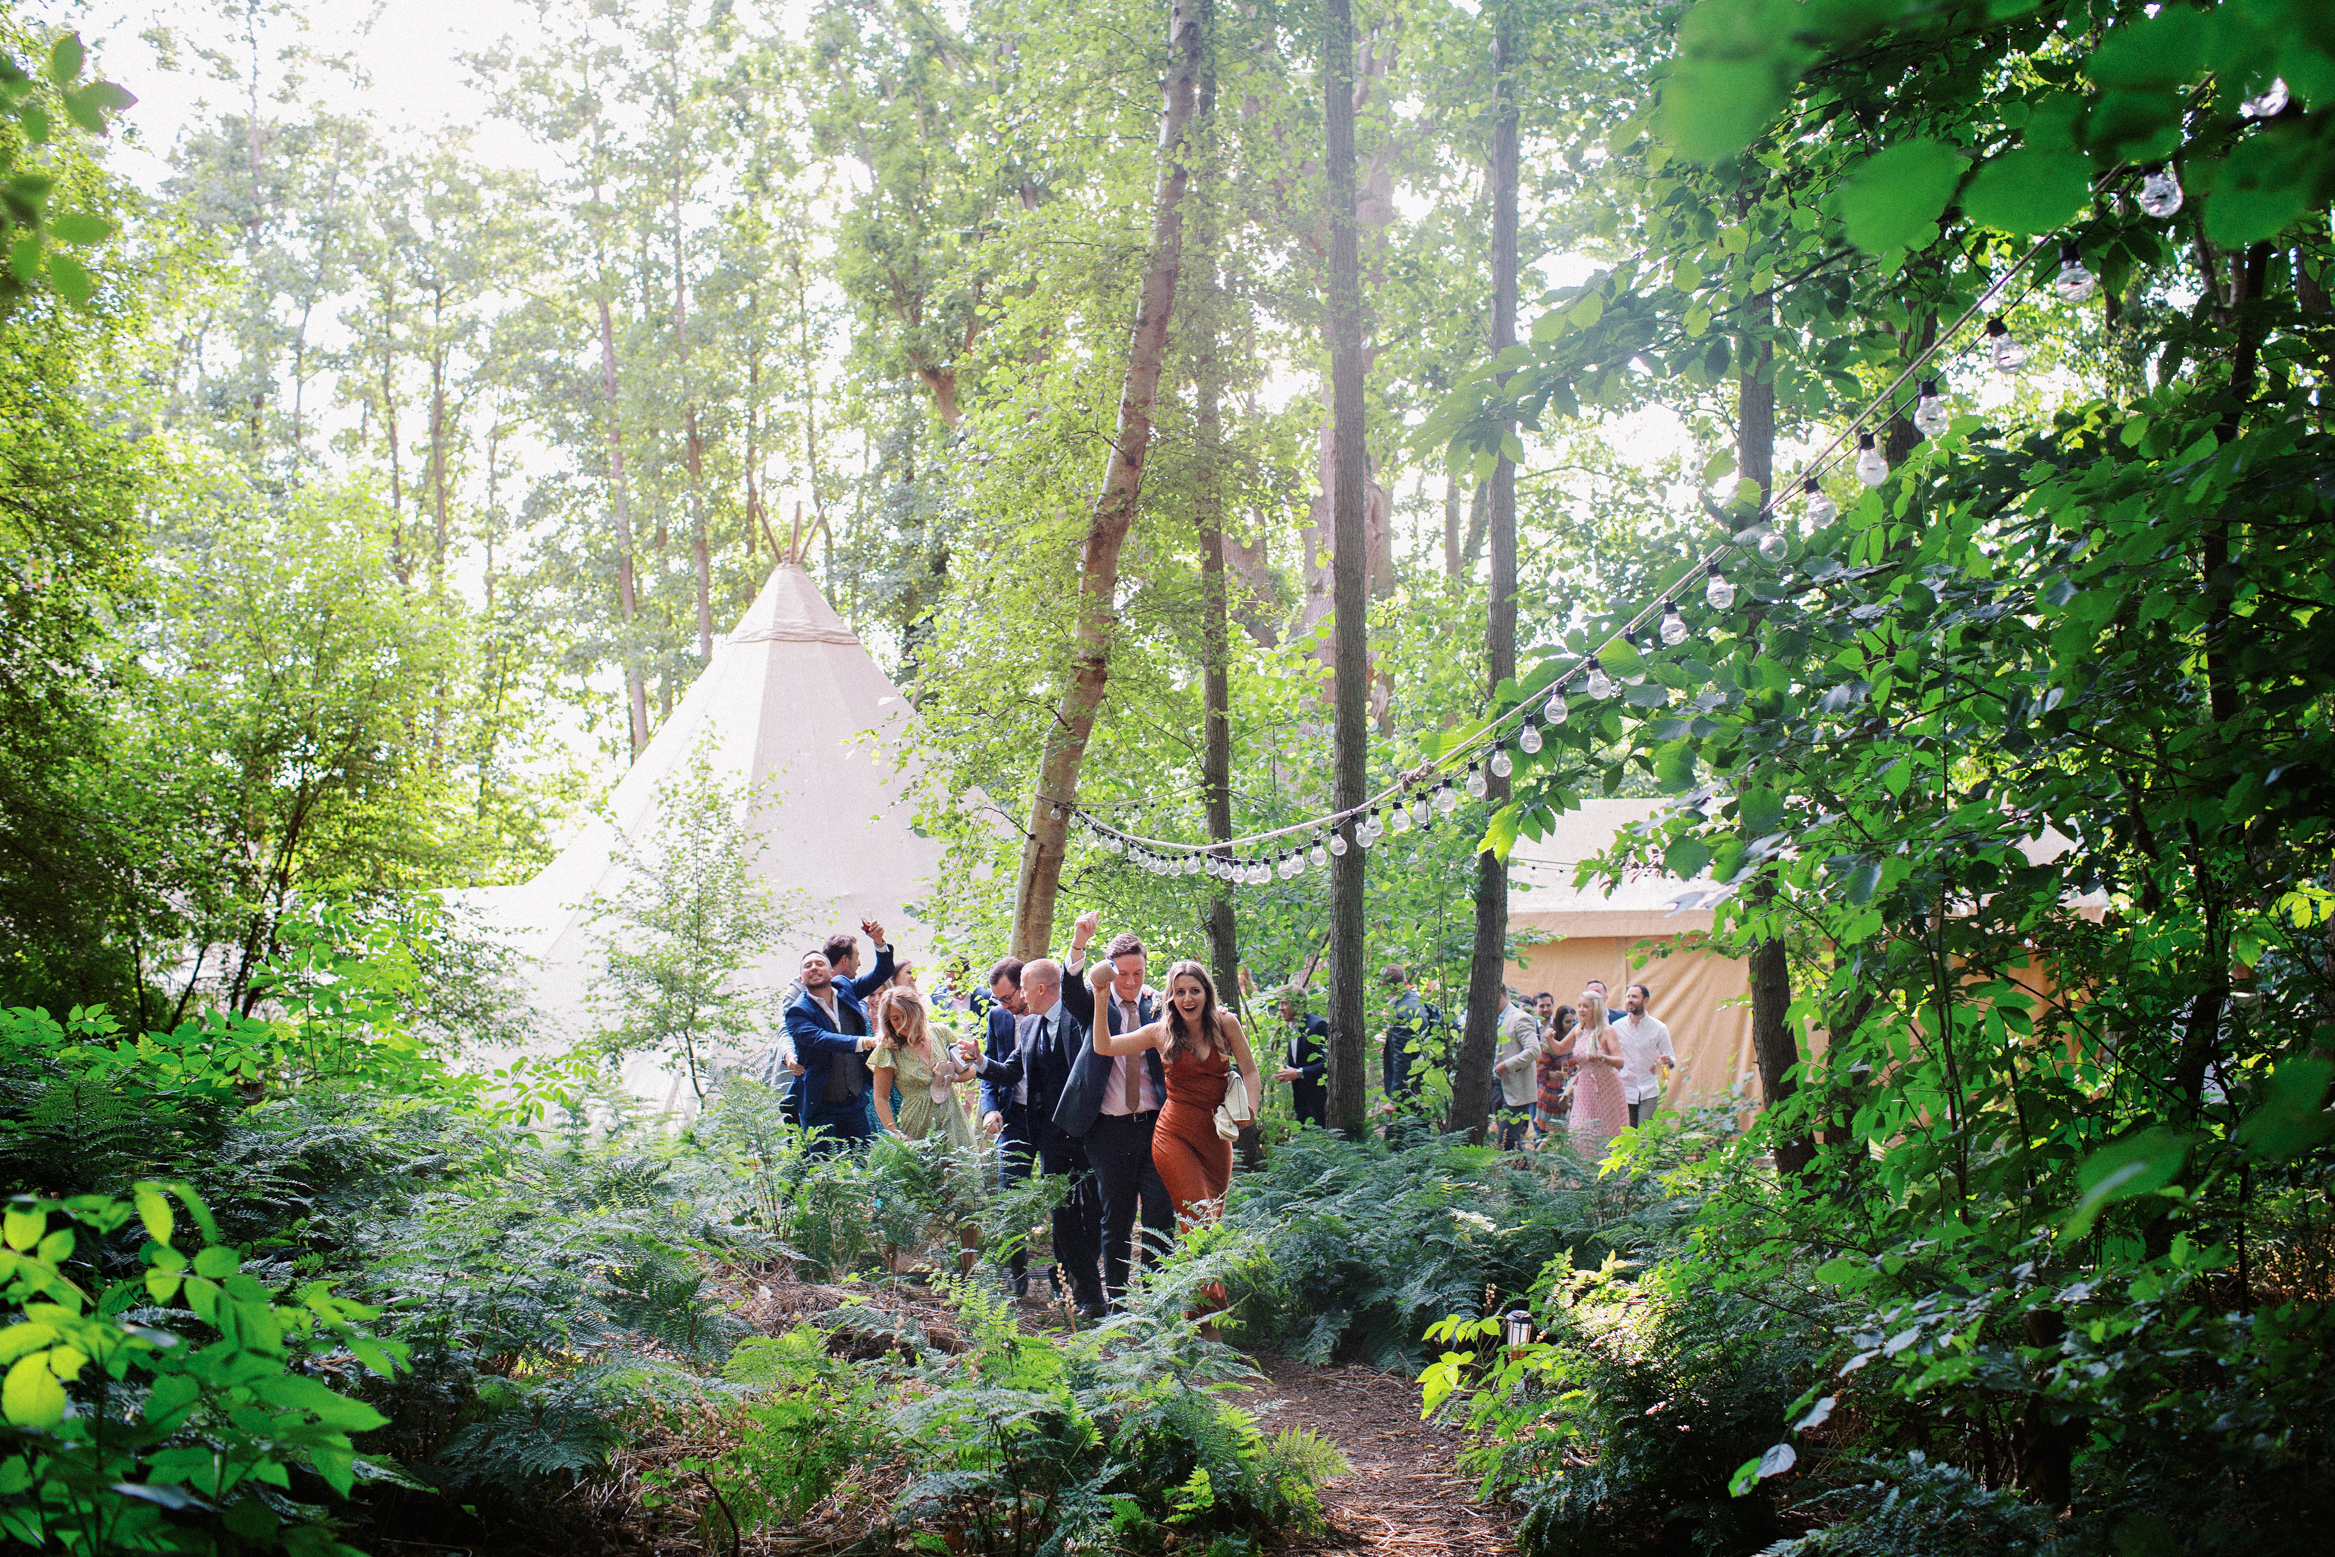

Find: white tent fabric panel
[455,563,946,1098]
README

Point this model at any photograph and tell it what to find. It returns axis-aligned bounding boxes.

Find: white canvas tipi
[459,561,946,1101]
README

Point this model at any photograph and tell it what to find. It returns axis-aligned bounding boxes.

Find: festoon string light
[1056,171,2151,888]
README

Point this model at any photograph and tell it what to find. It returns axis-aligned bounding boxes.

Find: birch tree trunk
[1451,6,1519,1145]
[1007,0,1208,957]
[1323,0,1371,1137]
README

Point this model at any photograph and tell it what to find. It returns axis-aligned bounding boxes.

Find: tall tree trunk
[1008,0,1207,957]
[675,170,713,658]
[745,299,764,558]
[429,310,449,585]
[1737,300,1814,1180]
[598,295,650,756]
[1450,6,1518,1145]
[1193,26,1239,998]
[1323,0,1370,1138]
[1442,471,1462,581]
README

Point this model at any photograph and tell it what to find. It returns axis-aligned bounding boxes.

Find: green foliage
[1760,1454,2055,1557]
[0,22,133,310]
[1226,1127,1665,1369]
[882,1271,1342,1557]
[585,748,803,1100]
[1423,1190,1826,1557]
[0,1182,401,1555]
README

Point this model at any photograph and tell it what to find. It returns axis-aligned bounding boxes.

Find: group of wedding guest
[760,913,1679,1314]
[766,911,1259,1322]
[1516,979,1676,1156]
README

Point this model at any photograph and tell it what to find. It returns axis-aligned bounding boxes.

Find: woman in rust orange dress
[1088,958,1260,1229]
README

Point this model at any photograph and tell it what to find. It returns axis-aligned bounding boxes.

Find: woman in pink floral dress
[1567,990,1630,1161]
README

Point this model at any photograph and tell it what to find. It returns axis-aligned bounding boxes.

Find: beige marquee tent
[457,562,946,1104]
[1505,798,1757,1114]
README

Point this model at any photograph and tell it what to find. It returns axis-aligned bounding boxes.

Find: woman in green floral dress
[868,990,979,1151]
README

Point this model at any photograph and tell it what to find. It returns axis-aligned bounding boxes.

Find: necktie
[1123,1045,1141,1112]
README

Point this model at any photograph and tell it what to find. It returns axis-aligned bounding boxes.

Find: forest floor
[607,1270,1515,1555]
[1230,1352,1517,1557]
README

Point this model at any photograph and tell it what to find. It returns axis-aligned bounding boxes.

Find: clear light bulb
[1660,603,1689,645]
[1985,315,2027,375]
[1706,571,1736,610]
[1185,855,1203,876]
[1519,718,1543,754]
[1390,801,1413,834]
[1328,829,1348,857]
[1490,743,1514,779]
[2241,78,2288,118]
[1311,840,1328,869]
[1855,433,1889,487]
[1756,527,1789,563]
[1360,811,1381,846]
[1410,793,1433,828]
[1584,658,1616,700]
[1434,782,1458,815]
[1279,853,1300,879]
[1545,685,1570,724]
[1802,477,1838,528]
[2053,247,2097,305]
[1465,762,1487,800]
[1912,380,1950,440]
[2138,167,2183,218]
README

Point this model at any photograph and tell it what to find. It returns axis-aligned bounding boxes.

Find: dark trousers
[1085,1110,1173,1304]
[1292,1081,1326,1129]
[803,1095,872,1154]
[995,1104,1034,1280]
[1628,1099,1649,1127]
[1033,1118,1103,1305]
[1497,1105,1530,1150]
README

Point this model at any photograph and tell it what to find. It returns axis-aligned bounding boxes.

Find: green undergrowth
[0,941,1350,1555]
[1421,1109,2335,1557]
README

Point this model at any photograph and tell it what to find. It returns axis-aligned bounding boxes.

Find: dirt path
[1233,1353,1519,1556]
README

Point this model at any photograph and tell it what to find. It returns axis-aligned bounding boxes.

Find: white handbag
[1214,1066,1251,1140]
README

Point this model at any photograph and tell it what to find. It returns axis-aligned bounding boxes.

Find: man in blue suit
[783,921,896,1150]
[974,957,1106,1318]
[975,956,1033,1296]
[1059,914,1173,1310]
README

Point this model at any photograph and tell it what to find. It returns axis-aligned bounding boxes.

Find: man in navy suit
[975,956,1034,1296]
[783,923,896,1150]
[976,957,1106,1318]
[1059,914,1173,1310]
[1272,986,1330,1129]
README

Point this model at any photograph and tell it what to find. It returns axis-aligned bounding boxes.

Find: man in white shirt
[1061,912,1173,1309]
[1611,982,1676,1128]
[1490,990,1540,1149]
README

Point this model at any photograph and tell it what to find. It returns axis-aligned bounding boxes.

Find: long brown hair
[1160,959,1222,1061]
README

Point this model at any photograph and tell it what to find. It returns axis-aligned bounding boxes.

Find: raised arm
[1092,1013,1163,1058]
[1061,955,1102,1029]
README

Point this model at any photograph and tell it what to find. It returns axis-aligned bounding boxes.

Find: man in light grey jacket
[1491,989,1541,1149]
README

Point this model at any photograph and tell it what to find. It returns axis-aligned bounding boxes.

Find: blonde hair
[1578,990,1609,1031]
[881,989,932,1052]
